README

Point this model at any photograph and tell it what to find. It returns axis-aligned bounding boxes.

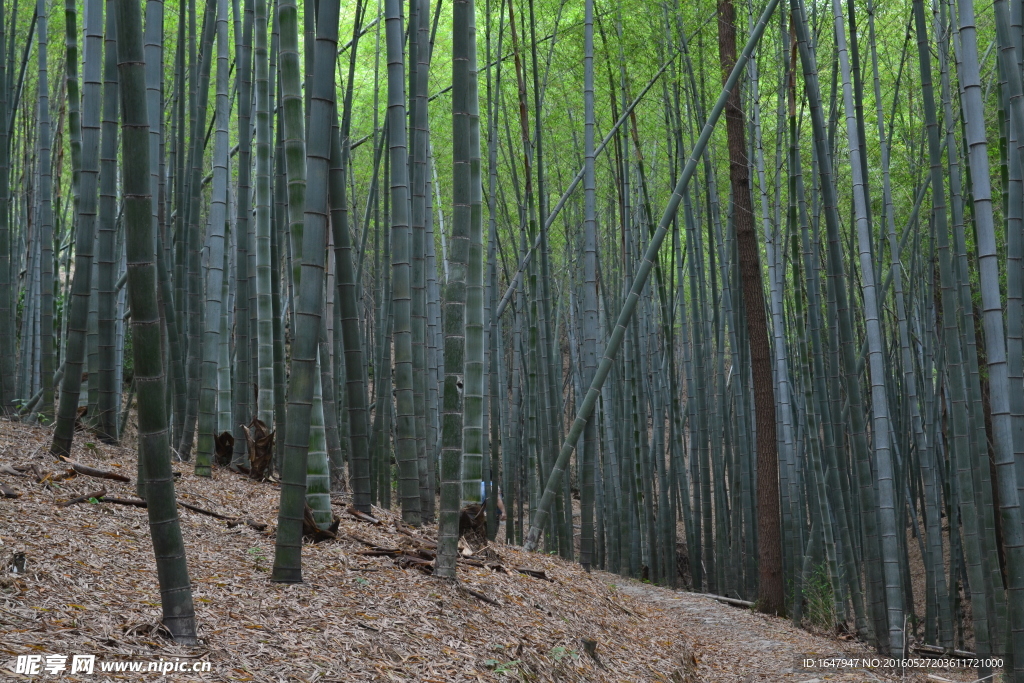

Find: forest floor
[0,418,988,682]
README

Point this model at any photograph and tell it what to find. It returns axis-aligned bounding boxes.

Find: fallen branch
[461,586,500,606]
[357,549,407,557]
[700,592,754,608]
[395,520,424,537]
[178,502,269,530]
[345,533,379,548]
[396,528,437,549]
[98,496,148,508]
[0,465,27,477]
[514,567,551,581]
[18,464,74,486]
[60,490,262,527]
[346,505,382,525]
[56,489,108,507]
[912,643,977,659]
[226,517,268,531]
[395,556,434,573]
[67,462,131,483]
[179,501,233,520]
[20,464,58,485]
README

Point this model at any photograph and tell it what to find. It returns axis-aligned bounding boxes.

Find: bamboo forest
[6,0,1024,677]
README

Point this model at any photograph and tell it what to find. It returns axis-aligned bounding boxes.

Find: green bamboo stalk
[270,0,340,581]
[918,0,995,658]
[218,242,232,435]
[579,0,597,572]
[195,0,233,477]
[36,0,53,423]
[254,0,273,427]
[95,0,120,443]
[966,0,1024,671]
[170,0,187,446]
[904,0,948,649]
[330,0,371,510]
[384,0,421,526]
[177,0,216,460]
[318,311,344,490]
[483,0,504,542]
[143,0,162,305]
[463,0,484,509]
[232,0,255,467]
[0,0,11,413]
[436,0,474,579]
[51,0,101,456]
[114,0,197,642]
[424,137,440,513]
[271,3,286,471]
[410,0,431,521]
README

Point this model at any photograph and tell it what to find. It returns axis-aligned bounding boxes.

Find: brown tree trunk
[716,0,784,615]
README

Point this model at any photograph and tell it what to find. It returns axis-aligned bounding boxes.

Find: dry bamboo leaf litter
[0,419,992,682]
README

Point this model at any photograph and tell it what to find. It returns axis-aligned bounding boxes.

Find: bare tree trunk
[716,0,783,615]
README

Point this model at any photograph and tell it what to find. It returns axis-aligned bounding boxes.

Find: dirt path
[614,581,978,682]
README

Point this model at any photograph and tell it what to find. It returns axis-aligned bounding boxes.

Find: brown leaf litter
[0,418,991,682]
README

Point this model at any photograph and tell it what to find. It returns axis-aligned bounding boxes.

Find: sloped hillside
[0,419,701,681]
[0,419,977,682]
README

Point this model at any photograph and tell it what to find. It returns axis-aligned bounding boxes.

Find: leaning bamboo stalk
[523,0,780,561]
[490,58,674,324]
